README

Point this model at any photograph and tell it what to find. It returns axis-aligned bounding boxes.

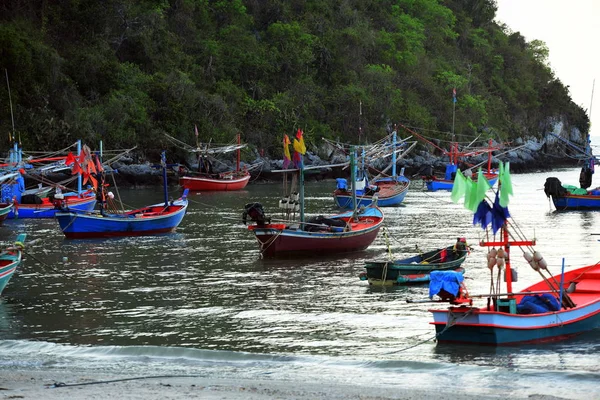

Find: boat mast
[487,139,493,173]
[351,147,357,213]
[451,87,456,165]
[299,164,305,223]
[392,129,397,178]
[77,139,82,194]
[161,150,169,206]
[236,133,241,173]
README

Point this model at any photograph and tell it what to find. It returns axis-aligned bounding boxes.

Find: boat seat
[572,279,600,293]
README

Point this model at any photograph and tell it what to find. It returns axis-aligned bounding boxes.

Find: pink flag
[194,124,199,137]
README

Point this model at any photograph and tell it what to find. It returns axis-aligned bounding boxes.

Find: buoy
[487,249,497,270]
[533,251,548,269]
[496,248,505,268]
[107,191,115,199]
[523,251,539,270]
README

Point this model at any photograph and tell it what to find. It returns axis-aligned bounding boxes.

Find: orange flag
[293,128,306,155]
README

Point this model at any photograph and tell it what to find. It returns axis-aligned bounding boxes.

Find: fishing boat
[421,161,600,345]
[2,141,97,219]
[56,152,189,238]
[543,131,600,210]
[398,124,500,192]
[0,233,26,295]
[360,241,468,286]
[332,131,416,208]
[174,132,251,191]
[243,137,383,257]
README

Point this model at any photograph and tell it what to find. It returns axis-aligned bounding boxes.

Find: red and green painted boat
[360,243,468,286]
[0,233,26,296]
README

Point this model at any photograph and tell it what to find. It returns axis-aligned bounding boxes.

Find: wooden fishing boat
[544,177,600,210]
[180,171,250,191]
[178,133,251,191]
[244,139,383,257]
[56,152,189,238]
[331,131,416,208]
[543,132,600,210]
[9,191,97,219]
[2,140,98,219]
[360,243,468,286]
[0,233,26,295]
[422,161,600,345]
[55,192,188,238]
[246,205,384,257]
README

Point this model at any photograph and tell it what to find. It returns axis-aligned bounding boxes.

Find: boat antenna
[358,100,362,145]
[5,68,15,143]
[451,87,456,144]
[161,150,169,206]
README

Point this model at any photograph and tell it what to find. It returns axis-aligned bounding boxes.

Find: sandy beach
[0,369,571,400]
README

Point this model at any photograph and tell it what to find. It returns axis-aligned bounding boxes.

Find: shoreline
[0,369,571,400]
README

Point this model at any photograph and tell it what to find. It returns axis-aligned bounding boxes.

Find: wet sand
[0,369,572,400]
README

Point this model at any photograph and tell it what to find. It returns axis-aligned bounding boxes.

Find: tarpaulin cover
[517,294,560,314]
[429,270,464,299]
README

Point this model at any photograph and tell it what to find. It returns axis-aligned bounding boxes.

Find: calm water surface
[0,167,599,398]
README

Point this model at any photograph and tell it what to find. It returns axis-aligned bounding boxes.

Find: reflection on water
[0,169,599,394]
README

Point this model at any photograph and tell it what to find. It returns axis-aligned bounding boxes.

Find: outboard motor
[544,177,567,198]
[580,166,593,189]
[242,202,270,226]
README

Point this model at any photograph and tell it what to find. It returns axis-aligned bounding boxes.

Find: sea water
[0,167,599,399]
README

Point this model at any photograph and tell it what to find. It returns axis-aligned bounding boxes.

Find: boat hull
[8,194,97,219]
[180,173,250,191]
[0,233,26,295]
[551,194,600,210]
[0,203,13,224]
[333,179,409,208]
[429,263,600,345]
[56,200,188,238]
[425,176,498,192]
[250,207,384,257]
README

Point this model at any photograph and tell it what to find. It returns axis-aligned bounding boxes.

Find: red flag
[71,161,82,175]
[94,155,104,173]
[65,152,75,166]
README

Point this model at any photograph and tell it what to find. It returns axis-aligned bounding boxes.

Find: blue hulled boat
[56,152,188,238]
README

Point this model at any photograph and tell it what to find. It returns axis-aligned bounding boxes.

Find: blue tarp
[517,294,560,314]
[429,270,464,299]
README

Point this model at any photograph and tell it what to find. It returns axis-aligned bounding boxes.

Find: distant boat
[544,131,600,210]
[399,124,500,191]
[0,233,26,296]
[56,152,189,238]
[176,133,251,191]
[332,131,415,208]
[2,140,97,219]
[360,242,468,286]
[244,140,383,257]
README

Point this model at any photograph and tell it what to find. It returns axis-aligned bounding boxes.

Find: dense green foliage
[0,0,589,161]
